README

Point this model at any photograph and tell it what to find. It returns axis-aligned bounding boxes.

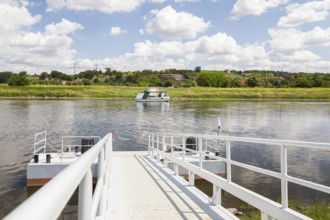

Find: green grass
[1,84,330,99]
[239,202,330,220]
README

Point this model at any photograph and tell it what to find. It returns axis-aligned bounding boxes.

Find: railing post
[78,169,92,220]
[188,171,195,186]
[148,134,151,156]
[281,144,288,208]
[157,134,160,161]
[151,133,155,157]
[98,148,104,180]
[174,163,179,176]
[198,137,203,169]
[212,184,221,205]
[226,139,231,182]
[171,136,174,157]
[182,136,185,162]
[162,135,166,152]
[44,131,47,154]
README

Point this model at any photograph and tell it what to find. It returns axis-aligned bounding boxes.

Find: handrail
[33,131,47,154]
[148,132,330,220]
[5,133,113,220]
[61,135,101,154]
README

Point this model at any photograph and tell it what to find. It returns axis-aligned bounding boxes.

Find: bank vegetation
[1,84,330,99]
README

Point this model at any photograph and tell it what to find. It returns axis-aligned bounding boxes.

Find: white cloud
[278,0,330,27]
[69,29,330,73]
[268,27,330,53]
[231,0,288,19]
[174,0,200,2]
[108,26,126,36]
[45,19,83,35]
[150,0,167,3]
[0,1,41,32]
[145,6,210,40]
[273,50,320,62]
[0,1,83,73]
[46,0,144,13]
[76,33,270,72]
[184,33,240,54]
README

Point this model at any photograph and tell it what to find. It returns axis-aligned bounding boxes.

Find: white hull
[27,152,98,186]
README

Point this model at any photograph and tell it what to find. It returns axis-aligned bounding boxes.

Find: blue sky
[1,0,330,74]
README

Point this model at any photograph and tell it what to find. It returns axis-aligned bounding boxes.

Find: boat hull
[27,153,98,186]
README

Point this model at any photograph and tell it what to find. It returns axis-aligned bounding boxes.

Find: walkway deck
[107,151,237,220]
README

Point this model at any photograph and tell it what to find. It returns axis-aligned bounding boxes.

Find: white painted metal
[148,132,330,220]
[5,133,112,220]
[6,131,330,220]
[107,151,237,219]
[33,131,47,154]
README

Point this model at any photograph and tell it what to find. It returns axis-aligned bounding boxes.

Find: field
[1,84,330,99]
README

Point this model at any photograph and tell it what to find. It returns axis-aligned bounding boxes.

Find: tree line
[1,67,330,88]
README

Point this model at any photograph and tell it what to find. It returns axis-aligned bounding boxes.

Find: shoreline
[1,85,330,100]
[1,97,330,101]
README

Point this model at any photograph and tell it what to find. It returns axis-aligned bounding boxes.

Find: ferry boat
[135,88,170,102]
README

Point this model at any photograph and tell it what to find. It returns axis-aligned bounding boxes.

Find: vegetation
[239,201,330,220]
[0,68,330,99]
[0,68,330,89]
[0,85,330,99]
[7,72,30,86]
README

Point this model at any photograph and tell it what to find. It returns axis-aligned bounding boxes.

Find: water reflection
[0,100,329,217]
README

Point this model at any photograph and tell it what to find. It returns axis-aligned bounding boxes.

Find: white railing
[5,133,113,220]
[33,131,47,154]
[61,135,101,154]
[148,132,330,220]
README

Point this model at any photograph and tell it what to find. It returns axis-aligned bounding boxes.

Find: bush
[8,75,30,86]
[196,71,232,87]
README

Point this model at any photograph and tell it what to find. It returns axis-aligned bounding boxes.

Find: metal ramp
[106,151,237,220]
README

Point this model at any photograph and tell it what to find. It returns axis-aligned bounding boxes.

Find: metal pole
[198,137,203,169]
[171,136,174,157]
[188,171,195,186]
[78,169,92,220]
[182,136,185,162]
[212,185,221,205]
[226,139,231,182]
[281,145,288,208]
[148,134,151,156]
[98,148,104,180]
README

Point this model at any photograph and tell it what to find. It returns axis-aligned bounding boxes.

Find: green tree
[39,72,49,80]
[196,71,231,87]
[0,71,13,84]
[194,66,202,73]
[246,76,263,87]
[8,74,30,86]
[164,80,173,87]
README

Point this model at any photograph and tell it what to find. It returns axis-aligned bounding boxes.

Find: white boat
[135,88,170,102]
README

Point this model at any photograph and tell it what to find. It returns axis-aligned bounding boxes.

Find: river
[0,99,329,217]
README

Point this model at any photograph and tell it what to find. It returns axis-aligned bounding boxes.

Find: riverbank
[1,84,330,99]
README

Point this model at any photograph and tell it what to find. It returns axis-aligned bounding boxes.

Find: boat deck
[106,151,236,220]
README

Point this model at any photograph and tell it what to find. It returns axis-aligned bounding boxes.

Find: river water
[0,99,330,217]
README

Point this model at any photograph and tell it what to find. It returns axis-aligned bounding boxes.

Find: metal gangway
[5,132,330,220]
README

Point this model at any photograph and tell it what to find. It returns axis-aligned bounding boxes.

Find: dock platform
[108,151,236,220]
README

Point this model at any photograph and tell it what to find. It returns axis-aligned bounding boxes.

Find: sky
[1,0,330,75]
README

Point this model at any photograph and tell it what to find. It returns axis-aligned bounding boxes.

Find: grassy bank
[1,84,330,99]
[240,201,330,220]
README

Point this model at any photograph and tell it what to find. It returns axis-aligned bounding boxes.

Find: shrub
[8,75,30,86]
